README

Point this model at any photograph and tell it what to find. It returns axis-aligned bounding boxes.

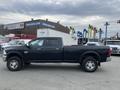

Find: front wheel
[81,56,98,72]
[7,56,23,71]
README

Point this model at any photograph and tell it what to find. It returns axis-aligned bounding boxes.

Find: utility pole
[99,28,102,41]
[117,20,120,39]
[104,22,110,45]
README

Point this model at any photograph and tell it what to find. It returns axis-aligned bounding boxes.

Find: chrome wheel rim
[85,61,95,71]
[9,60,18,69]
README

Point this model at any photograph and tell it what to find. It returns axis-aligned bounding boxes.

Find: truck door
[42,39,63,61]
[27,39,46,61]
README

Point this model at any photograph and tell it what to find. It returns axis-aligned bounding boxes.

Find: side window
[30,39,44,47]
[46,39,60,47]
[38,40,44,46]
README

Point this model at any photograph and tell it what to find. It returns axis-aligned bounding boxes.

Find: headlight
[3,50,6,55]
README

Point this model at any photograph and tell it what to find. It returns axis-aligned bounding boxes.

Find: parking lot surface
[0,56,120,90]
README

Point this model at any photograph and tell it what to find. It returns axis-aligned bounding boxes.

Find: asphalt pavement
[0,56,120,90]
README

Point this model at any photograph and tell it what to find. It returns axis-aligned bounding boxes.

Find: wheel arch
[7,51,23,62]
[79,51,101,64]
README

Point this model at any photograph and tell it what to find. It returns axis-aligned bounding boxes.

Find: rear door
[42,38,63,61]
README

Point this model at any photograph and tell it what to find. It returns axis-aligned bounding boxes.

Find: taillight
[107,48,112,57]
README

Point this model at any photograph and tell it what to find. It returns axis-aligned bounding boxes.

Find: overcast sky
[0,0,120,37]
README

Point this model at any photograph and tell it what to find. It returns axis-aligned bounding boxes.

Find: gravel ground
[0,56,120,90]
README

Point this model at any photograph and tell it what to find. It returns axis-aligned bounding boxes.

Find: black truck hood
[5,45,29,51]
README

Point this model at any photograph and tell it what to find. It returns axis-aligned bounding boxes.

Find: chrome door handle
[37,48,42,50]
[56,48,59,50]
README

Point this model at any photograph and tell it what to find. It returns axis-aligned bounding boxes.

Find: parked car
[88,38,99,42]
[1,39,31,50]
[106,40,120,55]
[2,37,111,72]
[0,37,8,51]
[85,42,103,46]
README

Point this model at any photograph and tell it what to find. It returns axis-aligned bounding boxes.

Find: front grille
[112,47,117,50]
[112,47,118,53]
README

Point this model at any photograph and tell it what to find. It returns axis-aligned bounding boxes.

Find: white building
[37,29,77,45]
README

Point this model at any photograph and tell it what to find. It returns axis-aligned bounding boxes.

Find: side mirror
[19,43,23,45]
[25,43,30,48]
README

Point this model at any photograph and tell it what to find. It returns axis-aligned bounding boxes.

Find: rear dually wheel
[81,56,98,72]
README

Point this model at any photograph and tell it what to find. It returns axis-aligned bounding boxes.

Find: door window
[30,39,44,47]
[46,39,60,47]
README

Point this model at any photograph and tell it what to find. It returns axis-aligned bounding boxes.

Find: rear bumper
[106,57,111,62]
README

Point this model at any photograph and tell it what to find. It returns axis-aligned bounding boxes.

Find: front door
[28,39,45,61]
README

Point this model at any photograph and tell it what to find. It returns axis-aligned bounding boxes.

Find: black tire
[81,56,98,72]
[7,56,23,71]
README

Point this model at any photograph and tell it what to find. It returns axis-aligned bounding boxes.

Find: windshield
[106,41,120,45]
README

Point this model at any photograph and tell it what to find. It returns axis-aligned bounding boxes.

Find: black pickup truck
[2,37,111,72]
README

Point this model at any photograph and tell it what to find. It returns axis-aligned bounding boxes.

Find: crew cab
[2,37,111,72]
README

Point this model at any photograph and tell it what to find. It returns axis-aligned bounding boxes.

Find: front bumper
[106,57,111,62]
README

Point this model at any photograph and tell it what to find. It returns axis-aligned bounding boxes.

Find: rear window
[87,43,96,46]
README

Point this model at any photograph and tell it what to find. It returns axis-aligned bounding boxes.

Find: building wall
[0,19,70,36]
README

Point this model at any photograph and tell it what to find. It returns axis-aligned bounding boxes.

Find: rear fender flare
[79,51,101,63]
